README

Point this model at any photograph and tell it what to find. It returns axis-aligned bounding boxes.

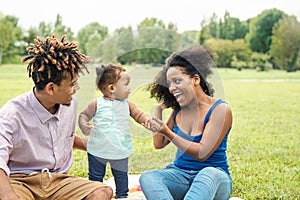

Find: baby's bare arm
[128,101,151,124]
[78,100,97,135]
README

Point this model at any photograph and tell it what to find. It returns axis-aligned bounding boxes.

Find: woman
[140,45,233,200]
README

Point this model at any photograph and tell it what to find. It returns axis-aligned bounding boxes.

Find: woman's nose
[168,82,176,92]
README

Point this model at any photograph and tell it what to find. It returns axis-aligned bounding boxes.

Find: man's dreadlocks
[21,34,89,90]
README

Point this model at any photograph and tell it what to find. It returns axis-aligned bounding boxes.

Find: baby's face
[113,72,131,100]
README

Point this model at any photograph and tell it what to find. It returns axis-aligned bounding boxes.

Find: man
[0,34,113,200]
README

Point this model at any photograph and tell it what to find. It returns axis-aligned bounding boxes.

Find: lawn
[0,64,299,199]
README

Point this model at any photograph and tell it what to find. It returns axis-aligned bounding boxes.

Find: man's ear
[108,84,115,93]
[45,82,56,95]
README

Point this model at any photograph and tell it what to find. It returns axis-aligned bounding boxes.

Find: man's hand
[73,135,87,151]
[0,169,20,200]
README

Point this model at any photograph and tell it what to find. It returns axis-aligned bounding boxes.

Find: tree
[203,11,248,41]
[135,18,179,64]
[0,14,23,64]
[221,11,236,40]
[270,16,300,72]
[232,18,249,39]
[76,22,108,54]
[165,22,181,51]
[219,11,248,40]
[204,38,252,69]
[114,26,134,55]
[53,14,74,40]
[181,31,200,50]
[246,8,285,53]
[204,38,235,67]
[0,20,13,64]
[37,21,53,39]
[248,52,272,71]
[208,13,219,38]
[114,26,135,64]
[98,37,118,63]
[23,27,38,45]
[137,17,165,29]
[85,31,103,57]
[198,18,209,44]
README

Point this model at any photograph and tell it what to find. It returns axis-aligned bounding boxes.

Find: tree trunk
[0,48,3,65]
[287,50,299,72]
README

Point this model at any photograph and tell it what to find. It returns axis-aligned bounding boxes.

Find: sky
[0,0,299,34]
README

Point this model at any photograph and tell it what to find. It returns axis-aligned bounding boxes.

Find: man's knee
[85,186,113,200]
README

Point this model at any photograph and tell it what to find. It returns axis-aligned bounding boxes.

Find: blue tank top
[173,99,230,175]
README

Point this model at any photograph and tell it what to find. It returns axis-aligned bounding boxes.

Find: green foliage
[220,11,243,40]
[208,13,219,38]
[205,39,234,67]
[37,21,53,39]
[22,21,53,43]
[0,15,19,64]
[204,11,249,41]
[76,22,109,54]
[271,15,300,72]
[137,17,165,29]
[231,39,252,63]
[249,52,272,71]
[97,37,119,63]
[135,27,179,51]
[2,8,300,71]
[117,48,171,65]
[114,27,135,55]
[204,38,251,68]
[246,8,286,53]
[133,27,183,64]
[85,31,103,56]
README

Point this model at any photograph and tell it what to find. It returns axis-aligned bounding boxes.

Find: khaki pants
[8,172,108,200]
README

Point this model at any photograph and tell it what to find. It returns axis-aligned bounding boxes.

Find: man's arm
[73,135,87,151]
[0,169,19,200]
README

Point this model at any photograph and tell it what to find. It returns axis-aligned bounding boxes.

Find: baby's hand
[80,122,93,135]
[143,118,163,133]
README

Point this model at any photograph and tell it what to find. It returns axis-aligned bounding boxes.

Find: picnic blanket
[106,174,146,200]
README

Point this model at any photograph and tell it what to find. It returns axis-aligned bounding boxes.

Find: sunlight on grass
[1,64,299,199]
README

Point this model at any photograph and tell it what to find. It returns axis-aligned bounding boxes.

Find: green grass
[0,64,299,199]
[219,68,300,80]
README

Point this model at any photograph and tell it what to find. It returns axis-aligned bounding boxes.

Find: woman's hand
[143,117,163,133]
[143,117,172,136]
[155,102,168,112]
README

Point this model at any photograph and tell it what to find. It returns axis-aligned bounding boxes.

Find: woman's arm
[78,100,97,136]
[151,104,173,149]
[153,103,232,161]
